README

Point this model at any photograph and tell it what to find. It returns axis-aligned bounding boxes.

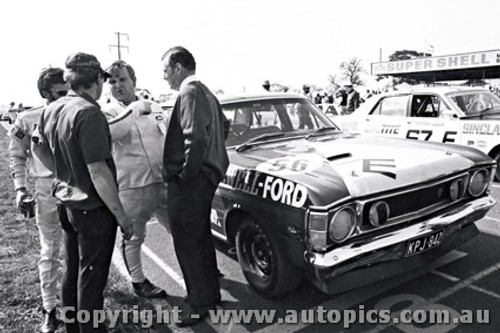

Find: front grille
[360,173,469,231]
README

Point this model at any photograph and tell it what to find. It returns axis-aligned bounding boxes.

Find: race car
[331,86,500,180]
[209,93,496,297]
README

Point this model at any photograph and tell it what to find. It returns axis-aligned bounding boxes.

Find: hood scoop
[327,153,352,162]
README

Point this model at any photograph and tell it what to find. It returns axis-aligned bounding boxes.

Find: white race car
[333,86,500,180]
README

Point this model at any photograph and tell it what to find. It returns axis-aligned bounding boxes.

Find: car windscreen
[447,91,500,116]
[222,97,336,146]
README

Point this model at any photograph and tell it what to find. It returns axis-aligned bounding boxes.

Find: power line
[109,32,129,60]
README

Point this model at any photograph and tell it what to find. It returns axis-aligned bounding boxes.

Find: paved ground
[4,120,497,332]
[119,186,500,333]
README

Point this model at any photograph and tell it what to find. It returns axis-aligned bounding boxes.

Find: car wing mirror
[442,109,458,119]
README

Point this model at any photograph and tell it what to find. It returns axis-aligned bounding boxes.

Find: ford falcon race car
[210,93,496,297]
[331,86,500,180]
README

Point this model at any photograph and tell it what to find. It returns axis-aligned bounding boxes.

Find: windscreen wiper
[305,126,340,140]
[236,132,286,152]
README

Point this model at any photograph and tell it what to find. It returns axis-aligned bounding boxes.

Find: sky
[1,0,500,106]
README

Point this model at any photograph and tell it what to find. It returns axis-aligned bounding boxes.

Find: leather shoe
[132,278,167,298]
[176,304,215,327]
[40,308,59,333]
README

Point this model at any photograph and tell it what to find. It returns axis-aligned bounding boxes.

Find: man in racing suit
[8,67,69,333]
[101,60,169,298]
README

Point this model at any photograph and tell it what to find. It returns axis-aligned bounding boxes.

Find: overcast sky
[1,0,499,106]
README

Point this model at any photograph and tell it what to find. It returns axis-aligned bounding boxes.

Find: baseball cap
[65,52,111,79]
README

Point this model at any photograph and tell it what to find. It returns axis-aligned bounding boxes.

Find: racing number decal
[442,131,458,143]
[267,158,309,172]
[406,130,457,143]
[407,129,432,141]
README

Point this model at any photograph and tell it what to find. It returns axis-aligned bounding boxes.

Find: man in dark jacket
[162,46,229,327]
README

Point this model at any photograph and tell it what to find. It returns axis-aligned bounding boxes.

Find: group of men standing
[9,46,229,332]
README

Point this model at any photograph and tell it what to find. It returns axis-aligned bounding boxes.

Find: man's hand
[15,188,30,214]
[130,100,152,115]
[117,215,134,241]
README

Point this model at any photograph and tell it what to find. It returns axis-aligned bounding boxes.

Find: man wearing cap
[162,46,229,326]
[39,52,133,333]
[9,67,69,333]
[344,82,360,114]
[101,60,168,298]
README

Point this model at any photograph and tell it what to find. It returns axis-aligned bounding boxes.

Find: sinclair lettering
[372,50,500,75]
[463,123,500,136]
[223,166,309,208]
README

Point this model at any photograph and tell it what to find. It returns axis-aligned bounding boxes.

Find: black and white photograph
[1,0,499,332]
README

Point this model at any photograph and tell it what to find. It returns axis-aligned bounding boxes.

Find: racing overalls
[101,99,169,283]
[8,106,62,312]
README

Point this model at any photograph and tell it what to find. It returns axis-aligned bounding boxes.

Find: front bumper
[305,195,496,294]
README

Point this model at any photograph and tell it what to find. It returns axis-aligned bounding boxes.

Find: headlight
[329,207,356,243]
[469,169,489,197]
[369,201,390,227]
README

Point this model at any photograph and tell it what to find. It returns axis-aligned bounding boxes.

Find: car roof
[380,86,489,97]
[218,92,305,104]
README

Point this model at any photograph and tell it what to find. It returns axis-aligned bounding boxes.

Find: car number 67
[406,129,457,143]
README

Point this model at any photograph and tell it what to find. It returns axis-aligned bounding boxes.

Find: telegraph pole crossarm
[109,32,129,60]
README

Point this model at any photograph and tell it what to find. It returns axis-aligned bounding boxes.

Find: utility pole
[109,32,129,60]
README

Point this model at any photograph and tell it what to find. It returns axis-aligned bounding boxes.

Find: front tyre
[236,219,303,297]
[494,152,500,181]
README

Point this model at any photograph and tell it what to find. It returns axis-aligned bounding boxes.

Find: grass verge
[0,125,175,332]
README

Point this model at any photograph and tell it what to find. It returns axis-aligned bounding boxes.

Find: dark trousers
[57,205,117,333]
[167,173,220,307]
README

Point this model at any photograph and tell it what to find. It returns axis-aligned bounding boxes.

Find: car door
[361,94,410,139]
[406,93,461,144]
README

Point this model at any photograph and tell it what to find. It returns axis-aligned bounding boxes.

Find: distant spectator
[344,82,360,114]
[335,88,347,115]
[282,86,289,92]
[314,93,322,105]
[302,84,312,100]
[322,93,330,105]
[262,79,271,92]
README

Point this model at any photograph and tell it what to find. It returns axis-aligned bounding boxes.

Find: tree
[339,57,366,86]
[388,49,432,61]
[384,49,433,85]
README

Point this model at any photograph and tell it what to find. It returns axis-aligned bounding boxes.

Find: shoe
[40,308,59,333]
[176,304,215,327]
[132,278,167,298]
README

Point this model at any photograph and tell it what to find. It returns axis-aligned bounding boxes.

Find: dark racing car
[208,93,496,297]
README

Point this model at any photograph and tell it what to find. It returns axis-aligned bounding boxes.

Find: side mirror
[442,109,458,119]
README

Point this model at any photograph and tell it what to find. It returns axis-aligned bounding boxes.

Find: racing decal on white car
[222,166,309,208]
[463,123,500,135]
[365,124,402,136]
[406,129,457,143]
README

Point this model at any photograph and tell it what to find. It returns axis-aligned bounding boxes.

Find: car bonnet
[226,135,483,208]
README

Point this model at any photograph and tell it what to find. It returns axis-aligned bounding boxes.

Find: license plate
[405,230,444,257]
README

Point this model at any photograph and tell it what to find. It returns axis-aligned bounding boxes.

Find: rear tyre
[236,219,303,297]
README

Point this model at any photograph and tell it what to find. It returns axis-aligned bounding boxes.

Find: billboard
[372,49,500,76]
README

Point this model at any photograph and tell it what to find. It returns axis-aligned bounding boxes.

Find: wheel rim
[242,228,273,279]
